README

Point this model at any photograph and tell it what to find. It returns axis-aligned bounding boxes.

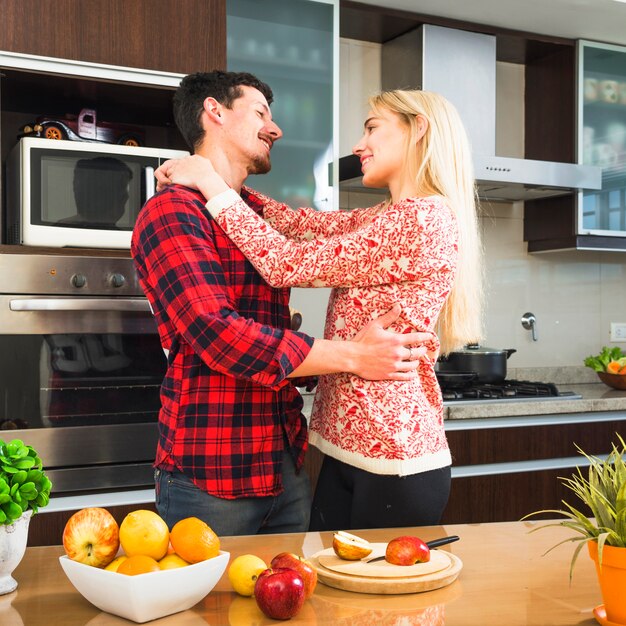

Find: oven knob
[109,273,126,288]
[71,273,87,288]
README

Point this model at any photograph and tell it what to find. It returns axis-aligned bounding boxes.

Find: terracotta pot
[588,540,626,624]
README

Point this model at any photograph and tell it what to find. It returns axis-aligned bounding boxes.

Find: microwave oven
[5,138,188,249]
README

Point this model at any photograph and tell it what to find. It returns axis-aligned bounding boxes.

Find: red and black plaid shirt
[131,185,314,499]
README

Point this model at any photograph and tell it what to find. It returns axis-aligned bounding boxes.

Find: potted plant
[0,438,52,595]
[524,434,626,624]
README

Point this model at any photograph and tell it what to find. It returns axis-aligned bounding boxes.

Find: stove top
[440,379,582,404]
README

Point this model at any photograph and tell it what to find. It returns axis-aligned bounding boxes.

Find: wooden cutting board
[310,544,462,595]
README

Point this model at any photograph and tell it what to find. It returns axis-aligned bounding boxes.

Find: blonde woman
[157,89,483,531]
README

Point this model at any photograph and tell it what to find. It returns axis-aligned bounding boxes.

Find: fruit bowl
[597,371,626,390]
[59,551,229,623]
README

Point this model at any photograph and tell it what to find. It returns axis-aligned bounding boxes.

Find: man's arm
[290,304,432,381]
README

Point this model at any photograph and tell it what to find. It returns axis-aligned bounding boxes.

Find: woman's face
[352,107,408,191]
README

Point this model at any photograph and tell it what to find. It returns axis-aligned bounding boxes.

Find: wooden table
[4,520,602,625]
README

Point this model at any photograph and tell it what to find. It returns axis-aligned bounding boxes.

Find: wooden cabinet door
[0,0,226,74]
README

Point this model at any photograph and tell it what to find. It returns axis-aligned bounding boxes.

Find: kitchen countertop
[7,520,603,625]
[444,382,626,420]
[300,367,626,422]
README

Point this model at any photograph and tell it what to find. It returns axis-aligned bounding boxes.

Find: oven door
[0,295,166,494]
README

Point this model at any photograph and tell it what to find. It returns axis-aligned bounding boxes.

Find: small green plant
[523,433,626,579]
[0,438,52,525]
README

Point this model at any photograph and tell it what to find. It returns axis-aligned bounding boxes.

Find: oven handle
[9,298,153,313]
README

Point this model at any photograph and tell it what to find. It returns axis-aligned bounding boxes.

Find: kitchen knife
[366,535,460,563]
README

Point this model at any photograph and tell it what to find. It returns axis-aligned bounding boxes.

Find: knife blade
[365,535,460,563]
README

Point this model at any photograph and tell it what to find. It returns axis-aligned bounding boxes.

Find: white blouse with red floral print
[206,187,458,476]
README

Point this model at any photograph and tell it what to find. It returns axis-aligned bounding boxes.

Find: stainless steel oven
[0,251,165,494]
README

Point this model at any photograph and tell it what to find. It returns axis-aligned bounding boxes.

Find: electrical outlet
[610,323,626,342]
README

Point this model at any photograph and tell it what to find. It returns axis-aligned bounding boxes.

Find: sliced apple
[332,530,373,561]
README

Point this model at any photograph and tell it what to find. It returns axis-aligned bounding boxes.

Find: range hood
[339,25,601,202]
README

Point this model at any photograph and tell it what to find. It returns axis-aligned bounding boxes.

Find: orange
[119,510,170,560]
[117,554,160,575]
[170,517,220,564]
[607,361,622,374]
[158,553,190,569]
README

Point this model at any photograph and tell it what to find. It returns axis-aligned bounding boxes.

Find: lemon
[158,553,190,569]
[104,555,127,572]
[228,554,268,596]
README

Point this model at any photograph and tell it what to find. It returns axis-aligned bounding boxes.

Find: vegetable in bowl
[584,346,626,375]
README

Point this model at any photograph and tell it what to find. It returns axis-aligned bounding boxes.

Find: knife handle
[426,535,460,549]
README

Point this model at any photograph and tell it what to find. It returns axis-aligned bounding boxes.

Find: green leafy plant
[584,346,626,372]
[523,434,626,579]
[0,438,52,525]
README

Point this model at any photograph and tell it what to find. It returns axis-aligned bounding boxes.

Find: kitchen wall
[292,37,626,370]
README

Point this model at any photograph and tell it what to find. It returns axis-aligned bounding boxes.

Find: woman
[157,89,483,531]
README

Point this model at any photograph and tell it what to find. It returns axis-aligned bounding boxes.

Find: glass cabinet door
[578,40,626,235]
[226,0,336,211]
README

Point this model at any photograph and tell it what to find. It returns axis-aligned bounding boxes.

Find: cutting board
[310,543,462,595]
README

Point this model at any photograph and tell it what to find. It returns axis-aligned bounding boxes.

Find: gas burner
[440,379,569,402]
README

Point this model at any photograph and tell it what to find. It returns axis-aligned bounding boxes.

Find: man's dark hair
[173,70,274,151]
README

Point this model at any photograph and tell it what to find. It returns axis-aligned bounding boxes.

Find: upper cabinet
[0,0,226,74]
[0,0,227,247]
[579,40,626,237]
[525,39,626,252]
[226,0,337,211]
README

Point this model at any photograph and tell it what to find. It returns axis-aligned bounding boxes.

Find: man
[131,71,428,536]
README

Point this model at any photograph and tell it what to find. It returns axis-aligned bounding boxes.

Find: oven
[0,251,165,495]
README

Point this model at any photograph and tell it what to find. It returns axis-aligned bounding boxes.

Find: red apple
[254,567,305,620]
[270,552,317,598]
[62,507,120,568]
[385,535,430,566]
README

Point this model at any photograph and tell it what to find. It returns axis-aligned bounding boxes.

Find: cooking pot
[436,344,516,383]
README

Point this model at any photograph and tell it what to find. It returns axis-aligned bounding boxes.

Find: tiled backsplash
[289,38,626,369]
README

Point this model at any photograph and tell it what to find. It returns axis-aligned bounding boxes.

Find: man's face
[221,85,283,175]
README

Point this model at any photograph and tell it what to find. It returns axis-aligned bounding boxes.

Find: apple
[332,530,373,561]
[385,535,430,566]
[254,567,305,620]
[270,552,317,598]
[62,507,120,568]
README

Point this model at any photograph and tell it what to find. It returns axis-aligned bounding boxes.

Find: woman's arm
[259,192,383,241]
[155,155,383,240]
[206,189,447,290]
[156,155,456,290]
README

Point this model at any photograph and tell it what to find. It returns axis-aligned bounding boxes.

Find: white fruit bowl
[59,551,229,623]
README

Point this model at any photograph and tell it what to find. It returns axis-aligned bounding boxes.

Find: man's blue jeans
[155,451,312,535]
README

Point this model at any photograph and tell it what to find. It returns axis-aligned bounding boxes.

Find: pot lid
[453,344,512,355]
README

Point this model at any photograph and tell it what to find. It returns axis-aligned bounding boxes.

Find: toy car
[19,108,144,146]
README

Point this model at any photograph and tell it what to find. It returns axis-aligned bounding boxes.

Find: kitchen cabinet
[578,41,626,236]
[226,0,337,210]
[0,0,228,243]
[525,40,626,251]
[442,412,626,524]
[0,0,225,75]
[0,54,189,244]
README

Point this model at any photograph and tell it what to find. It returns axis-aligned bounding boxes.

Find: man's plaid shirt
[131,185,314,499]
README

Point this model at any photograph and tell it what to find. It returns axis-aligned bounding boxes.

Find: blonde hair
[368,89,483,354]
